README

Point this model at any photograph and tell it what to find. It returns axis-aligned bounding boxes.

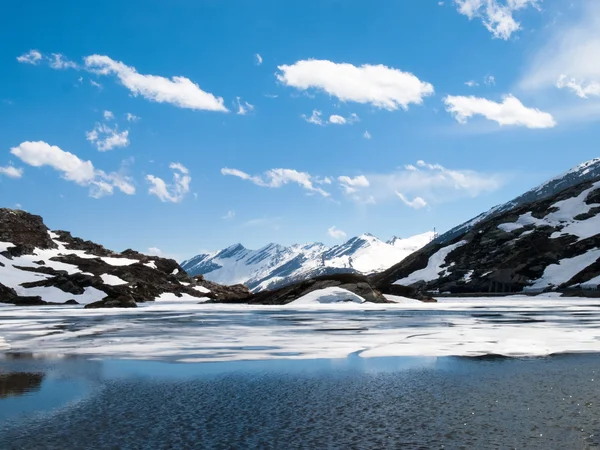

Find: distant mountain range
[372,157,600,295]
[181,232,434,292]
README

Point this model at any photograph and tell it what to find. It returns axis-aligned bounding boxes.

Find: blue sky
[1,0,600,261]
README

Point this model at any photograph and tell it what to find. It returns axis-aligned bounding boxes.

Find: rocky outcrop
[192,275,253,302]
[209,273,392,305]
[0,209,219,308]
[372,176,600,296]
[0,209,56,251]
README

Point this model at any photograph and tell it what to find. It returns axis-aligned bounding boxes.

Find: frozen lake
[1,295,600,361]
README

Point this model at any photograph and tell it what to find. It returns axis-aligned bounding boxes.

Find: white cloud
[255,53,263,65]
[48,53,78,70]
[17,50,42,65]
[146,162,191,203]
[346,160,504,206]
[556,76,600,99]
[454,0,540,40]
[10,141,135,198]
[84,54,228,112]
[222,167,330,197]
[328,226,347,240]
[329,114,346,125]
[338,175,370,194]
[0,165,23,179]
[90,80,102,89]
[222,210,236,220]
[147,247,162,256]
[465,80,479,87]
[103,110,114,120]
[277,59,434,110]
[86,123,130,151]
[363,130,372,139]
[302,109,324,125]
[329,113,359,125]
[235,97,255,115]
[396,192,428,209]
[443,94,556,128]
[126,112,140,122]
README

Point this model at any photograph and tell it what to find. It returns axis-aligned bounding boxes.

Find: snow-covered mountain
[372,159,600,296]
[181,231,434,292]
[436,158,600,245]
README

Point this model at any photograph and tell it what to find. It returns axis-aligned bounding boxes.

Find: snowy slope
[436,157,600,245]
[181,231,434,292]
[372,169,600,295]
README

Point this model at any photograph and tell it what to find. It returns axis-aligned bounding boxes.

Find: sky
[1,0,600,261]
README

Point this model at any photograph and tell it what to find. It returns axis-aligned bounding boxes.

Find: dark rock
[85,295,137,309]
[0,209,56,251]
[32,260,45,265]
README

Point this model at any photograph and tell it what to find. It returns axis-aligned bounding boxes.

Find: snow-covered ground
[2,296,600,362]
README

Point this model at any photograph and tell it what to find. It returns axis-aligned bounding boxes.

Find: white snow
[289,287,366,305]
[463,270,474,283]
[581,274,600,289]
[100,274,128,286]
[155,292,208,302]
[183,232,434,292]
[394,241,468,286]
[0,241,15,253]
[498,182,600,241]
[193,285,211,293]
[144,261,157,269]
[526,248,600,291]
[100,256,138,266]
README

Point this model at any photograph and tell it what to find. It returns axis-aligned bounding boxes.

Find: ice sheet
[2,296,600,362]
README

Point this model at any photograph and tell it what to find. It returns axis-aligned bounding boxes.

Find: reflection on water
[0,372,44,399]
[1,353,600,449]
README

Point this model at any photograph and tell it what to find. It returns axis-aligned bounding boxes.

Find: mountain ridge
[181,231,435,292]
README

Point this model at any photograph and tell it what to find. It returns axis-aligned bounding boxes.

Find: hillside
[181,231,434,292]
[372,170,600,296]
[0,209,251,308]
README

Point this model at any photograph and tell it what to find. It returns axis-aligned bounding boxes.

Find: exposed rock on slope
[372,176,600,296]
[437,158,600,245]
[210,273,393,305]
[0,209,244,307]
[181,232,434,292]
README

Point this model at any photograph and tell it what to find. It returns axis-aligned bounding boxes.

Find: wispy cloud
[222,210,236,220]
[85,54,228,112]
[235,97,255,115]
[0,165,24,179]
[255,53,263,66]
[16,50,42,65]
[222,167,330,197]
[146,162,191,203]
[10,141,135,198]
[454,0,541,40]
[86,123,130,151]
[328,226,347,240]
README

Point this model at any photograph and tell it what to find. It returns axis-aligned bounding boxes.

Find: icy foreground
[2,296,599,362]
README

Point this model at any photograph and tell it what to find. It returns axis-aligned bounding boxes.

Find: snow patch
[526,248,600,291]
[144,261,157,269]
[193,285,211,293]
[394,241,468,286]
[101,256,138,267]
[100,274,128,286]
[289,287,366,305]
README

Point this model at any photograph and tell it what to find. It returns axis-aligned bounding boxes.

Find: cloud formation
[454,0,540,40]
[235,97,255,115]
[0,165,23,179]
[221,167,330,197]
[338,175,370,194]
[16,50,42,65]
[277,59,434,110]
[396,192,428,209]
[255,53,263,65]
[328,226,347,240]
[10,141,135,198]
[86,123,130,151]
[328,113,359,125]
[84,54,228,112]
[443,94,556,128]
[147,162,191,203]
